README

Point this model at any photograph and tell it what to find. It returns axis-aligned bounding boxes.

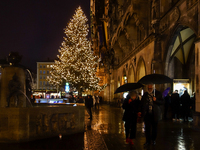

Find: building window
[43,81,46,86]
[43,71,46,74]
[43,65,46,68]
[40,81,42,85]
[40,70,42,74]
[40,65,42,68]
[47,65,49,68]
[43,75,46,79]
[40,75,42,79]
[47,71,49,74]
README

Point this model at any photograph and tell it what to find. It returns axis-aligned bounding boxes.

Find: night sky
[0,0,90,72]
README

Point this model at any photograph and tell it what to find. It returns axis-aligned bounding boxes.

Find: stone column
[192,1,200,127]
[195,39,200,112]
[151,0,163,74]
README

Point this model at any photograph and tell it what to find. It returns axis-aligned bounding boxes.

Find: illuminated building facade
[36,61,56,90]
[91,0,200,125]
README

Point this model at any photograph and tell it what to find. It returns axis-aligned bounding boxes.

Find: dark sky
[0,0,90,72]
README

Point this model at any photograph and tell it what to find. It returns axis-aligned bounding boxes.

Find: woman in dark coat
[122,90,141,145]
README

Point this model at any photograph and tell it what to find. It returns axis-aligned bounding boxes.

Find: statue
[7,73,23,107]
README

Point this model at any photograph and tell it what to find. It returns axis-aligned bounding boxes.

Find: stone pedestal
[0,105,85,143]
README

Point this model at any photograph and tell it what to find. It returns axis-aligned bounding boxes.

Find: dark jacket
[171,92,180,108]
[122,97,141,122]
[141,90,164,122]
[181,91,191,109]
[85,95,93,108]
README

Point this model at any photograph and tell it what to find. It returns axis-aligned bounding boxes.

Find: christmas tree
[47,6,100,93]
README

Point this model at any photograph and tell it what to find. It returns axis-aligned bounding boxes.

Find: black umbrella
[114,83,144,94]
[137,74,173,84]
[137,74,173,96]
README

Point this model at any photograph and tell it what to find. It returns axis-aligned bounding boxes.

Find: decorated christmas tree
[47,6,100,93]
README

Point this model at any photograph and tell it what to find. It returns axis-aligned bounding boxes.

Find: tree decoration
[47,6,101,93]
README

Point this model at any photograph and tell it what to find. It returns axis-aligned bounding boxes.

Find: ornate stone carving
[170,7,180,23]
[36,113,76,134]
[160,7,180,33]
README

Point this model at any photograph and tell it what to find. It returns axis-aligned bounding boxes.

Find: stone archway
[136,57,146,81]
[165,26,196,95]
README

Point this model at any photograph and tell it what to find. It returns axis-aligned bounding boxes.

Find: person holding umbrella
[122,90,141,145]
[141,84,164,146]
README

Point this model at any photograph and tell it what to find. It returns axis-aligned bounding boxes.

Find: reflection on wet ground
[85,105,200,150]
[0,104,200,150]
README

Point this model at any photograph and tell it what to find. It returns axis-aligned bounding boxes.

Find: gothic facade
[91,0,200,125]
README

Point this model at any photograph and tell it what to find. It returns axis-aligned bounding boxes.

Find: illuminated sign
[65,83,69,92]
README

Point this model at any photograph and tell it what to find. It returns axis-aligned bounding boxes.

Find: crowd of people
[164,89,195,122]
[66,86,195,147]
[121,85,195,146]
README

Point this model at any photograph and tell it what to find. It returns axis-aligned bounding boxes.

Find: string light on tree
[47,6,104,93]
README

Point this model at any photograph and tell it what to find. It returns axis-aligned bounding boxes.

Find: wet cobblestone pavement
[85,105,200,150]
[1,104,200,150]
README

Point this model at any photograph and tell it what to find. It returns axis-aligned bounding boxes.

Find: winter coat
[122,97,141,122]
[171,93,180,108]
[181,92,191,110]
[85,96,93,108]
[141,90,164,122]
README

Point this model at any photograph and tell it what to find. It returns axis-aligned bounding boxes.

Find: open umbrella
[137,74,173,84]
[114,83,144,94]
[137,74,173,96]
[162,87,170,98]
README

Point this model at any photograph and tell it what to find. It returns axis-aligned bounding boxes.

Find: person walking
[122,90,141,145]
[171,90,180,121]
[181,90,191,122]
[141,84,164,146]
[85,95,93,120]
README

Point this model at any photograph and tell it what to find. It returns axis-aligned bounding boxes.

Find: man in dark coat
[181,90,191,122]
[122,90,141,145]
[85,95,93,120]
[141,84,164,146]
[171,90,180,121]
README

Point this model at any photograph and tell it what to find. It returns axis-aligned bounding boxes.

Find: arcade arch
[136,57,146,81]
[165,26,196,95]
